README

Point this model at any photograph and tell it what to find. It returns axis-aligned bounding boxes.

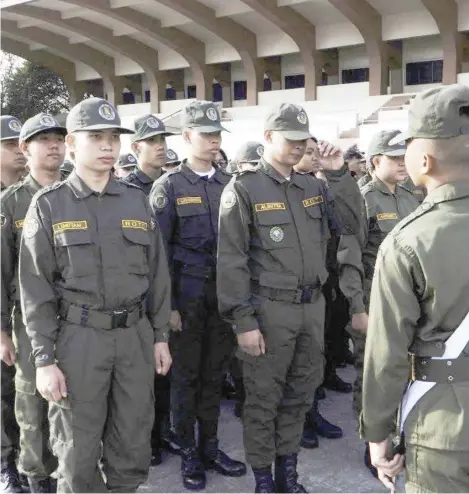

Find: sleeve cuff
[359,413,393,443]
[154,325,170,343]
[350,297,366,316]
[324,165,347,179]
[34,353,56,368]
[231,316,259,334]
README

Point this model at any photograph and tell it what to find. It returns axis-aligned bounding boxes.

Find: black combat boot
[0,458,22,493]
[274,454,307,493]
[200,437,247,477]
[305,397,343,439]
[322,372,352,393]
[27,477,53,494]
[300,420,319,449]
[180,447,206,491]
[252,466,275,493]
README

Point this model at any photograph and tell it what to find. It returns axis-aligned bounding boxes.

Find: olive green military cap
[166,148,180,164]
[116,153,137,169]
[131,114,174,143]
[0,115,22,141]
[19,113,66,142]
[235,141,264,164]
[390,84,469,145]
[180,100,229,132]
[66,97,133,134]
[264,103,312,140]
[367,130,406,157]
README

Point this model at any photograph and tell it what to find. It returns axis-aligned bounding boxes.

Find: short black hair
[344,144,364,162]
[310,136,318,144]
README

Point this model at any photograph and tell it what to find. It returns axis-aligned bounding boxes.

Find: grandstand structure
[2,0,469,155]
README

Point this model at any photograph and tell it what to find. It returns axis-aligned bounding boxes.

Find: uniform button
[436,342,443,349]
[448,375,454,382]
[422,375,427,380]
[446,361,452,367]
[232,325,237,330]
[421,360,427,365]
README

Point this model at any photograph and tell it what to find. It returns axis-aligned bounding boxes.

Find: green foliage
[1,53,70,121]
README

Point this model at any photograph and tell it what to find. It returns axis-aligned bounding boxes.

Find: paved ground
[141,367,403,493]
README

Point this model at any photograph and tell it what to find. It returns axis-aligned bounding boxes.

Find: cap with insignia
[66,97,133,134]
[1,115,23,141]
[264,103,312,140]
[390,84,469,145]
[19,113,66,142]
[166,149,180,164]
[131,114,174,143]
[235,141,264,164]
[116,153,137,169]
[367,130,406,158]
[60,159,74,173]
[180,100,229,133]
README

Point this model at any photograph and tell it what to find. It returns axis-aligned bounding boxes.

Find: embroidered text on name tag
[177,197,202,206]
[377,212,398,221]
[303,196,323,208]
[53,221,88,235]
[122,220,148,231]
[255,202,286,212]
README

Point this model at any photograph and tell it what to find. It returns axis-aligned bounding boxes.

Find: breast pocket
[54,231,94,279]
[304,205,327,243]
[121,228,150,275]
[176,204,210,239]
[255,211,295,250]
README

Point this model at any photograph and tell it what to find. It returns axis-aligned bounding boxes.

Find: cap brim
[194,125,230,133]
[388,131,411,146]
[383,148,406,157]
[277,130,312,140]
[0,136,19,141]
[132,129,176,142]
[21,126,67,141]
[118,164,136,168]
[70,124,134,135]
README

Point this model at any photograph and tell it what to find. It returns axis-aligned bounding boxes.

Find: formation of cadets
[0,83,468,494]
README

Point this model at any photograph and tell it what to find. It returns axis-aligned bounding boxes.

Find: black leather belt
[60,301,144,330]
[251,282,319,304]
[412,355,469,384]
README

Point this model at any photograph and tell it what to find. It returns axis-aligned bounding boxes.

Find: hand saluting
[315,140,344,171]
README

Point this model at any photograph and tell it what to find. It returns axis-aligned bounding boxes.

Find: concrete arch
[155,0,262,104]
[327,0,388,95]
[59,0,215,102]
[1,20,121,104]
[240,0,321,100]
[421,0,462,84]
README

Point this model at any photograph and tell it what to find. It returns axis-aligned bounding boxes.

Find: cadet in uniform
[150,100,246,491]
[353,129,419,475]
[163,149,181,172]
[344,144,366,181]
[218,104,343,493]
[124,114,174,194]
[1,115,24,493]
[361,84,469,493]
[231,141,264,173]
[19,98,172,493]
[113,153,136,179]
[2,113,68,493]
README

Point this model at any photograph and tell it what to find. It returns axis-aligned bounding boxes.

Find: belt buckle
[301,285,313,304]
[112,309,128,329]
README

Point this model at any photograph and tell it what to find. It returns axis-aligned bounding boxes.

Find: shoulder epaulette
[1,181,25,201]
[361,181,377,196]
[29,181,65,207]
[119,178,144,191]
[235,168,258,179]
[393,201,435,234]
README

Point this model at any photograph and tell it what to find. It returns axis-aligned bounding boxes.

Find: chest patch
[269,226,284,243]
[376,212,398,221]
[303,196,323,208]
[122,219,148,231]
[255,202,286,212]
[15,219,24,229]
[177,196,202,206]
[53,221,88,235]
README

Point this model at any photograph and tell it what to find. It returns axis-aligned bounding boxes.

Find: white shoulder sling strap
[400,309,469,433]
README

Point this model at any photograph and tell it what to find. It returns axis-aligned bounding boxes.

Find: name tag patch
[15,219,24,229]
[376,213,398,221]
[53,221,88,235]
[303,196,323,208]
[255,202,286,212]
[122,220,148,231]
[177,196,202,206]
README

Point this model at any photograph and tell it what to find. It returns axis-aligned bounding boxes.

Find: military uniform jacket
[124,166,160,196]
[19,171,171,368]
[217,159,341,334]
[149,160,231,309]
[361,180,469,451]
[1,174,42,332]
[361,178,419,303]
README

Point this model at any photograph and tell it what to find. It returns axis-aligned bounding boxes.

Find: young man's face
[375,154,408,184]
[295,138,320,174]
[21,131,65,172]
[266,131,306,168]
[185,130,222,162]
[132,135,167,169]
[68,129,121,173]
[1,139,26,175]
